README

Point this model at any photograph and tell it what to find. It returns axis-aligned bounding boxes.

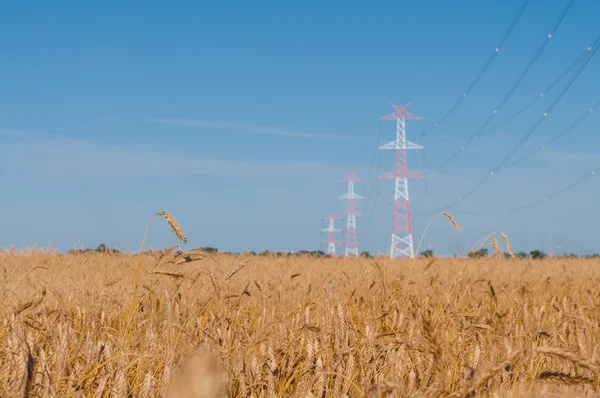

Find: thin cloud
[1,136,346,180]
[0,129,31,138]
[147,118,364,139]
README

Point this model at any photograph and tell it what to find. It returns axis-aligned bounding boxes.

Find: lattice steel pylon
[321,213,341,256]
[379,102,424,258]
[339,173,363,257]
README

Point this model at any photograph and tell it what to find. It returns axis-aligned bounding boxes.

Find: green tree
[420,249,434,258]
[530,250,546,260]
[95,244,120,254]
[468,248,488,258]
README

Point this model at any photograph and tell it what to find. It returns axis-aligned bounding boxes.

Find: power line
[505,98,600,168]
[423,45,590,146]
[420,0,532,138]
[421,0,577,174]
[415,36,600,216]
[352,121,383,252]
[448,167,598,217]
[358,121,384,216]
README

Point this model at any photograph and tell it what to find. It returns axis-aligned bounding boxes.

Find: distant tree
[295,250,325,257]
[467,248,488,258]
[516,251,528,259]
[420,249,434,258]
[530,250,546,260]
[94,244,120,254]
[361,251,373,258]
[562,253,579,259]
[199,246,218,253]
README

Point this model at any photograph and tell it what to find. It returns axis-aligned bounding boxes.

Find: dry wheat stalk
[208,272,221,298]
[156,211,188,243]
[364,380,400,398]
[112,363,127,397]
[148,270,186,279]
[500,232,517,262]
[422,313,442,374]
[173,250,204,265]
[10,336,31,398]
[536,346,600,373]
[342,352,355,395]
[469,350,522,394]
[423,259,435,273]
[224,259,249,282]
[490,237,502,259]
[442,212,461,231]
[93,371,109,398]
[139,371,155,398]
[536,371,593,385]
[159,245,179,261]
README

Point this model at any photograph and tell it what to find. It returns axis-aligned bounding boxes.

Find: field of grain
[3,240,600,397]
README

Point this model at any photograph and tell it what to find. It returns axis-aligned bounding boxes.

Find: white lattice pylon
[378,102,424,258]
[321,213,341,256]
[338,173,363,257]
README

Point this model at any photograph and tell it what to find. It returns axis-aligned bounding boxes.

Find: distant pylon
[379,102,424,259]
[321,213,341,256]
[339,173,363,257]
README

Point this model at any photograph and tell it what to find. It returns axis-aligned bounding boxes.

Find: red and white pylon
[379,102,424,258]
[321,213,342,256]
[339,173,363,257]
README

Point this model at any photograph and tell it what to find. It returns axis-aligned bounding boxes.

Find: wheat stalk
[423,259,435,273]
[500,232,517,262]
[469,350,522,394]
[490,237,502,258]
[224,259,249,282]
[442,212,461,231]
[128,210,189,341]
[536,371,593,385]
[156,211,188,244]
[159,245,179,261]
[536,346,600,373]
[139,371,154,398]
[209,272,222,298]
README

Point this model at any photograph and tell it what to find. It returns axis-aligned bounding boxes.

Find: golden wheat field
[1,211,600,398]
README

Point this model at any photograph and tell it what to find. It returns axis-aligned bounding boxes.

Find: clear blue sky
[1,0,598,255]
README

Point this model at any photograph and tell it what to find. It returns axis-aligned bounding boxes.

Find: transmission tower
[379,102,424,258]
[321,213,341,256]
[339,173,363,257]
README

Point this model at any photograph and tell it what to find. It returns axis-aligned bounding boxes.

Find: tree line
[68,244,599,259]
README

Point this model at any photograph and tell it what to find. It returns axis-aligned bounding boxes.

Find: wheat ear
[536,371,593,385]
[500,232,517,262]
[535,346,600,373]
[490,237,502,258]
[442,212,461,231]
[156,211,187,243]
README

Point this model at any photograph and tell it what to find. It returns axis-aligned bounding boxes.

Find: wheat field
[3,245,600,398]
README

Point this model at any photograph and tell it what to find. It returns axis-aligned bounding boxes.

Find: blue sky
[1,0,599,255]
